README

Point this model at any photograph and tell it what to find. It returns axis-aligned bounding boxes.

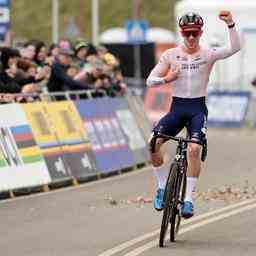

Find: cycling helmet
[179,12,204,30]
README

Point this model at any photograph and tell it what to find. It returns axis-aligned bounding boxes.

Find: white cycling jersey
[146,26,241,98]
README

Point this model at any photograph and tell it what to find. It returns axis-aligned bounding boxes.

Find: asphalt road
[0,128,255,256]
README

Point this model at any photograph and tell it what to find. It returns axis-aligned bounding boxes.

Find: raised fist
[218,10,234,25]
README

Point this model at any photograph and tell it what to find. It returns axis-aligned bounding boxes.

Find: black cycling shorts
[153,96,208,142]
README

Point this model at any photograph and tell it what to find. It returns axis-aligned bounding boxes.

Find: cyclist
[146,11,241,218]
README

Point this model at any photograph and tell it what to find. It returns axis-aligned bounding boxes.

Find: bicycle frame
[155,132,203,246]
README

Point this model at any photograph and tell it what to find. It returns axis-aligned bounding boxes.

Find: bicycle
[151,131,207,247]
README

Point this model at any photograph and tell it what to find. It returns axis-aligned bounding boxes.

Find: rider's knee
[148,133,163,153]
[152,159,164,167]
[188,144,201,159]
[148,133,164,167]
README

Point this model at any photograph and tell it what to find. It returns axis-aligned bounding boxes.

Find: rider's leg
[153,164,168,189]
[185,142,202,203]
[149,134,167,189]
[185,107,207,205]
[149,102,186,211]
[149,134,166,211]
[182,107,207,218]
[149,132,164,167]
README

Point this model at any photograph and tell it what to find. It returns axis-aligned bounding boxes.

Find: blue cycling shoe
[181,201,194,219]
[154,188,165,211]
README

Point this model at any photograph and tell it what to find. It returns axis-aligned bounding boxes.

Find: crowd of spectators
[0,38,127,102]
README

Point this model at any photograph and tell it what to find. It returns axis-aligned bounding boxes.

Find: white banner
[116,109,146,150]
[0,104,51,191]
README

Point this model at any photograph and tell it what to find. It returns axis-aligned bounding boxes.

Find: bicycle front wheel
[170,169,186,242]
[159,163,178,247]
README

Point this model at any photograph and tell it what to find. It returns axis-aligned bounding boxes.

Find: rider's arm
[146,50,171,87]
[210,25,241,61]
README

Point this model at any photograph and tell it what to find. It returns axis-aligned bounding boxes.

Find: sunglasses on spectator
[181,30,201,38]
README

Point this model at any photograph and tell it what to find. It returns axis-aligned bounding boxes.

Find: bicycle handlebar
[155,132,202,145]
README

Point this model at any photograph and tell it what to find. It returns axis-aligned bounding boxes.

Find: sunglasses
[181,30,201,38]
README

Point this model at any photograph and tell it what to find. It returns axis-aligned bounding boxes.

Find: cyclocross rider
[146,11,241,218]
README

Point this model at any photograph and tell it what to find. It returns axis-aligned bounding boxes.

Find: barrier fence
[144,87,255,128]
[0,90,151,197]
[2,86,254,197]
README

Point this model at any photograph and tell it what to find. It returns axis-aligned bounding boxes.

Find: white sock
[153,165,168,189]
[184,177,198,203]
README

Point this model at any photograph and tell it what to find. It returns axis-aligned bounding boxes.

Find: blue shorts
[153,97,208,142]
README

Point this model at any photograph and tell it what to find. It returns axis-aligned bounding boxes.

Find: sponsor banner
[43,101,98,179]
[0,104,51,191]
[22,103,72,182]
[75,98,135,173]
[207,91,251,128]
[112,98,150,164]
[125,95,152,140]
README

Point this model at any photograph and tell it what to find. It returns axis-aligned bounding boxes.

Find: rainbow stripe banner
[0,104,51,191]
[10,125,43,164]
[22,102,71,182]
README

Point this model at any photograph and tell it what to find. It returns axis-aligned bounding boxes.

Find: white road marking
[98,198,256,256]
[124,202,256,256]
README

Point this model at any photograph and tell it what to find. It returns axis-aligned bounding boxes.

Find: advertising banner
[75,98,134,173]
[112,98,150,164]
[125,95,152,140]
[22,103,72,182]
[0,104,51,191]
[44,101,98,179]
[207,91,251,128]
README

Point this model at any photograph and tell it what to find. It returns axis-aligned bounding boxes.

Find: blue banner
[75,99,135,174]
[207,91,251,128]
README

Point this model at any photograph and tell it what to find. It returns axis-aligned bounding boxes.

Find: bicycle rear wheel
[170,169,186,242]
[159,163,178,247]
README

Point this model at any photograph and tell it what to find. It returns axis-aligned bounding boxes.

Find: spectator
[58,38,73,50]
[111,70,128,96]
[67,63,80,79]
[22,41,36,61]
[45,43,60,67]
[33,40,48,67]
[74,41,90,68]
[0,37,127,102]
[47,48,90,93]
[15,58,48,92]
[0,47,22,93]
[97,45,120,69]
[49,43,60,57]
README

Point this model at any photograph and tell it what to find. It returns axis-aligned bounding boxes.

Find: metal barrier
[0,89,107,103]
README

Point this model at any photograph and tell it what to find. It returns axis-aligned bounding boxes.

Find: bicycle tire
[170,168,187,242]
[159,163,178,247]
